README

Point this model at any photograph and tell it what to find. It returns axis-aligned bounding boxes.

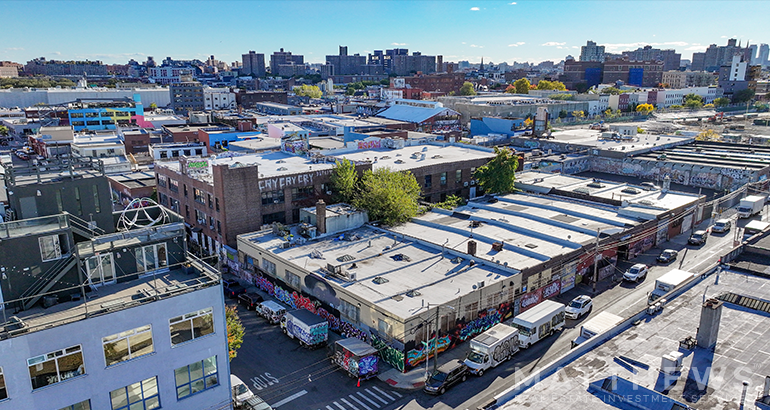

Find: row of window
[424,170,468,189]
[0,308,216,407]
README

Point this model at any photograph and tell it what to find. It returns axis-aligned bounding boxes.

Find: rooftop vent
[337,254,355,262]
[573,187,591,195]
[391,254,411,262]
[621,187,641,194]
[405,289,421,297]
[373,276,389,284]
[277,166,288,171]
[587,181,604,188]
[524,243,538,249]
[391,295,404,301]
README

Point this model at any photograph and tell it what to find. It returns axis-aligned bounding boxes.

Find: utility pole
[592,229,600,293]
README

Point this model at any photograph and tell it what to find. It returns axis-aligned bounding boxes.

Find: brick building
[602,59,665,87]
[236,91,288,108]
[399,72,466,94]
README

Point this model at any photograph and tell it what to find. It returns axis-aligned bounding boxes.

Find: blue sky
[2,1,770,66]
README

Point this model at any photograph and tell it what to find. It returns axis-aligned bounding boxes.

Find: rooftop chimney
[696,298,723,350]
[468,240,477,256]
[316,199,326,234]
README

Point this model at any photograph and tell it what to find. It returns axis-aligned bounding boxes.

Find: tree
[558,110,568,119]
[149,103,157,110]
[575,83,590,94]
[713,97,730,107]
[572,110,585,119]
[474,147,519,195]
[683,94,703,109]
[459,82,477,96]
[512,78,530,94]
[535,80,567,91]
[330,159,357,203]
[294,84,322,99]
[732,89,755,104]
[703,103,715,108]
[550,93,575,100]
[636,103,654,115]
[669,104,683,109]
[505,84,517,94]
[354,168,421,225]
[433,195,465,210]
[226,306,244,361]
[600,87,621,95]
[0,125,8,136]
[696,129,720,141]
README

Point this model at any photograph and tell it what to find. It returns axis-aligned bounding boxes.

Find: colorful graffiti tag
[370,334,405,372]
[458,309,502,341]
[357,139,381,150]
[406,335,452,368]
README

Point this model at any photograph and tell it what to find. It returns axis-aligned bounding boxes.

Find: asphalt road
[230,209,755,410]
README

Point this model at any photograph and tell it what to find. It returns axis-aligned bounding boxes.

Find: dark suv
[237,292,264,310]
[423,360,468,395]
[223,278,246,299]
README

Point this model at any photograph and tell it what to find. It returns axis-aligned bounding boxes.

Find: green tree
[713,97,730,107]
[683,94,703,109]
[572,110,586,119]
[575,82,590,94]
[600,87,621,95]
[535,80,567,91]
[226,306,244,361]
[732,89,755,104]
[459,82,477,96]
[0,125,8,136]
[294,84,322,99]
[669,104,684,109]
[513,78,530,94]
[330,158,358,203]
[558,110,568,119]
[354,168,421,225]
[474,147,519,195]
[433,195,465,210]
[149,103,158,110]
[550,93,575,101]
[505,84,517,94]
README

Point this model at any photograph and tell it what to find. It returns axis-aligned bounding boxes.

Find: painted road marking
[333,402,346,410]
[340,398,360,410]
[390,390,402,398]
[349,394,372,410]
[371,386,394,401]
[366,388,389,405]
[357,391,381,408]
[326,406,334,410]
[271,389,308,408]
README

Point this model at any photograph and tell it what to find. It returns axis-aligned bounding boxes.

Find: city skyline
[2,0,770,66]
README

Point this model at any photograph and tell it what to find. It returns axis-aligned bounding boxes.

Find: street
[230,208,752,410]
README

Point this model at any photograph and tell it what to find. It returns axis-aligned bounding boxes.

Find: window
[207,194,213,209]
[58,400,91,410]
[159,151,168,159]
[0,367,6,400]
[110,376,160,410]
[169,308,214,345]
[194,188,205,204]
[217,220,221,234]
[215,198,220,212]
[424,175,432,189]
[157,175,167,188]
[103,325,154,367]
[92,185,101,213]
[456,169,462,183]
[262,258,276,275]
[183,184,188,197]
[28,345,85,390]
[262,211,286,225]
[440,172,447,186]
[285,270,300,289]
[291,186,314,201]
[174,356,219,400]
[184,205,189,218]
[195,209,206,223]
[74,187,83,215]
[135,243,167,272]
[169,179,179,192]
[339,299,360,323]
[56,190,63,213]
[39,234,64,262]
[261,190,285,205]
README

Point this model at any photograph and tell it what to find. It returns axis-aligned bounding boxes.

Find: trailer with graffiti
[332,338,379,380]
[281,309,329,349]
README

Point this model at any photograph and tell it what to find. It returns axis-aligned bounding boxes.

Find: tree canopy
[636,103,655,115]
[330,158,357,203]
[732,89,755,104]
[535,80,566,91]
[0,125,8,136]
[713,97,730,107]
[226,306,244,361]
[474,147,519,195]
[0,77,75,89]
[512,78,530,94]
[599,87,621,95]
[683,94,703,109]
[459,82,477,96]
[294,84,323,99]
[354,168,421,225]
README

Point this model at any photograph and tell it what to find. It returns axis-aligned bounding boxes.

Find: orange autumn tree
[226,306,244,361]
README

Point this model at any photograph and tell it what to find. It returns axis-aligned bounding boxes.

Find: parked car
[423,360,468,395]
[565,295,593,319]
[223,278,246,299]
[623,264,649,282]
[657,249,678,264]
[688,230,709,246]
[712,219,732,234]
[230,374,255,407]
[237,292,264,310]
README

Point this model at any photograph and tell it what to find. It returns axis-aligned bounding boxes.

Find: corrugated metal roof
[377,105,458,124]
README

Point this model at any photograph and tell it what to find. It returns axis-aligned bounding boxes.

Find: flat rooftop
[499,269,770,410]
[632,141,770,170]
[239,225,516,321]
[546,128,693,153]
[328,144,495,172]
[107,171,156,189]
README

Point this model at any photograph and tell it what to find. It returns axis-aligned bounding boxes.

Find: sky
[2,0,770,66]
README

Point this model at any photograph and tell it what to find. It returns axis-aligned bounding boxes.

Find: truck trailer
[281,309,329,349]
[649,269,695,302]
[571,311,623,347]
[463,323,519,376]
[737,195,765,218]
[509,300,565,349]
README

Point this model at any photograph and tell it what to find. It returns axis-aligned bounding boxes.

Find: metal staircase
[20,254,77,310]
[66,213,106,239]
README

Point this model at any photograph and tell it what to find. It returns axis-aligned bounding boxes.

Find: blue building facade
[469,117,526,137]
[68,93,145,131]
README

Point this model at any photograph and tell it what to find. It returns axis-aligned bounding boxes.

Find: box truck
[509,300,565,349]
[743,220,770,240]
[463,323,519,376]
[737,195,765,218]
[571,311,623,347]
[649,269,695,302]
[280,309,329,349]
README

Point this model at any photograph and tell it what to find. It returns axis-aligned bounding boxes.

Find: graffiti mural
[628,234,655,259]
[520,288,543,313]
[406,335,452,368]
[458,309,502,341]
[357,139,381,150]
[371,334,405,372]
[492,335,517,362]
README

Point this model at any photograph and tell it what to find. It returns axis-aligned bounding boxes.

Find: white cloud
[542,42,566,47]
[53,51,61,55]
[720,35,738,39]
[470,7,480,11]
[571,46,579,49]
[461,42,467,45]
[470,44,484,48]
[5,47,24,51]
[509,2,517,4]
[508,42,525,47]
[391,42,407,46]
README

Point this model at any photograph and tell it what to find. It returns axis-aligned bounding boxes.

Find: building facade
[580,41,605,62]
[170,81,205,115]
[242,51,266,77]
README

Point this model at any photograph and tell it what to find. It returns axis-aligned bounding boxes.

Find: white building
[203,87,236,111]
[71,132,132,174]
[148,67,193,85]
[149,142,207,160]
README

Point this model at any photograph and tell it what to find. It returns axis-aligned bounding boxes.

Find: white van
[231,374,255,407]
[509,300,565,349]
[712,219,731,233]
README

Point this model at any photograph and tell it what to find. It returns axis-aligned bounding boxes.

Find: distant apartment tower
[170,79,205,115]
[622,46,681,71]
[242,50,266,77]
[695,38,749,72]
[368,49,409,73]
[270,48,304,74]
[392,52,436,76]
[24,57,109,76]
[661,70,716,89]
[325,45,367,75]
[759,44,770,67]
[580,41,605,62]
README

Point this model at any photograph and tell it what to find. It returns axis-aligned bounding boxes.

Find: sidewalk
[377,342,471,390]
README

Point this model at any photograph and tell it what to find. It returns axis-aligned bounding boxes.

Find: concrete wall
[0,284,230,410]
[0,88,171,109]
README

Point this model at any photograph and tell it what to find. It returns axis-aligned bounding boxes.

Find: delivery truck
[280,309,329,349]
[649,269,695,303]
[463,323,519,376]
[737,195,765,218]
[571,311,623,347]
[509,300,565,349]
[743,220,770,240]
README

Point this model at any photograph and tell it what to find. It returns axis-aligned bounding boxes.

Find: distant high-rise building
[325,45,366,75]
[749,44,759,64]
[694,39,750,72]
[622,46,681,71]
[759,44,770,67]
[368,49,409,73]
[436,55,444,73]
[580,41,605,62]
[270,48,304,75]
[242,51,265,77]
